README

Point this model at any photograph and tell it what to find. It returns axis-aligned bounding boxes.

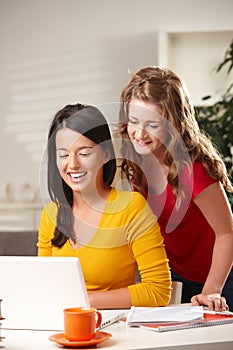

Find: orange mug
[63,307,102,341]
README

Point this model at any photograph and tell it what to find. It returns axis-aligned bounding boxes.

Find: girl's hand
[191,293,229,311]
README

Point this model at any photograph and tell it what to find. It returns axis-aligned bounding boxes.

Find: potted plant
[196,38,233,208]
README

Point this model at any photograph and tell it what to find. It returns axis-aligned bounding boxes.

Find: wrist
[201,286,222,295]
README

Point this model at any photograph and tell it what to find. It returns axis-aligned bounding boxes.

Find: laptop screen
[0,256,90,330]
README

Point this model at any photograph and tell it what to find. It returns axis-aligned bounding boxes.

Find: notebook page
[127,305,204,325]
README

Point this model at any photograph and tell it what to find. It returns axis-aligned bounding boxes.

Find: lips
[134,139,152,146]
[69,172,87,181]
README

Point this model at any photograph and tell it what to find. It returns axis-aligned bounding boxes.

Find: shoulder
[41,201,58,226]
[183,161,217,198]
[193,161,209,174]
[110,188,154,221]
[42,201,58,214]
[193,161,216,184]
[111,188,147,207]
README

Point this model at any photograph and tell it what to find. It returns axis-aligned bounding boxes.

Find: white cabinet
[0,202,43,231]
[158,30,233,106]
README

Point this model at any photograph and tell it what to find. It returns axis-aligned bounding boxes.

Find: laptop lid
[0,256,90,330]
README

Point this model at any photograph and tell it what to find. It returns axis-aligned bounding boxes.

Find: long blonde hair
[119,66,233,198]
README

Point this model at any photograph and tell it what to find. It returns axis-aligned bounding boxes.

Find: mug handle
[95,311,102,328]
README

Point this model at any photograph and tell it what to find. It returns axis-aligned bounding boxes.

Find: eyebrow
[56,146,93,152]
[128,115,161,124]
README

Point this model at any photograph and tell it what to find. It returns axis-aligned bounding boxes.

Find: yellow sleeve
[37,202,57,256]
[126,193,171,306]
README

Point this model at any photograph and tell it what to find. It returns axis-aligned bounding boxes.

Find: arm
[88,230,171,309]
[88,228,171,309]
[192,182,233,311]
[89,195,171,309]
[88,288,132,309]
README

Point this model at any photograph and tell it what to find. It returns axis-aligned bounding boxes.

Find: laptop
[0,256,90,330]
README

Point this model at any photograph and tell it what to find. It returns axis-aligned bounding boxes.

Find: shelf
[0,202,43,210]
[0,202,43,231]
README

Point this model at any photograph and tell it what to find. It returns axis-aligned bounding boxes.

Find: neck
[72,185,111,211]
[142,153,168,194]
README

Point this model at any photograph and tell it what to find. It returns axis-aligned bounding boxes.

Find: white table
[2,320,233,350]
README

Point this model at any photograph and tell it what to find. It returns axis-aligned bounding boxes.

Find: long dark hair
[47,103,116,247]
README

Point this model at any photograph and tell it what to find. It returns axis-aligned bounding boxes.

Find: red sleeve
[191,162,217,199]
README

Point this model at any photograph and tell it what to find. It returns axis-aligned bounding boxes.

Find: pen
[99,312,126,329]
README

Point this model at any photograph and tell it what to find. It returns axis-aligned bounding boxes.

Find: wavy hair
[47,103,116,247]
[119,66,233,199]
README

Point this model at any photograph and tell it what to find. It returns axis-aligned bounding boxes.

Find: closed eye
[148,123,159,129]
[57,153,69,159]
[78,152,92,157]
[128,116,139,124]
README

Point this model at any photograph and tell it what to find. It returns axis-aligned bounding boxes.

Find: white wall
[1,0,233,203]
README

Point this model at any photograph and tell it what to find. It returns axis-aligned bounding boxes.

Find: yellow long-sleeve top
[37,188,171,306]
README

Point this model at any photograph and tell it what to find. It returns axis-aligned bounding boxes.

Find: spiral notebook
[126,305,233,332]
[140,312,233,332]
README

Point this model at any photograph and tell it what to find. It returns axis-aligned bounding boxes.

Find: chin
[133,146,152,156]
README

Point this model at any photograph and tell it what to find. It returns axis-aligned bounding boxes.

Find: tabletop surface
[2,317,233,350]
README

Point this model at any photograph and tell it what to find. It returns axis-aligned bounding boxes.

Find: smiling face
[127,98,169,158]
[56,127,108,194]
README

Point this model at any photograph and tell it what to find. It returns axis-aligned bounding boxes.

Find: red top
[147,162,216,283]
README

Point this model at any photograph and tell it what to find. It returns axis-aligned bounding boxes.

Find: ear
[103,148,111,164]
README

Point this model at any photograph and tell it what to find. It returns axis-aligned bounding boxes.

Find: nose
[69,154,80,169]
[134,125,147,139]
